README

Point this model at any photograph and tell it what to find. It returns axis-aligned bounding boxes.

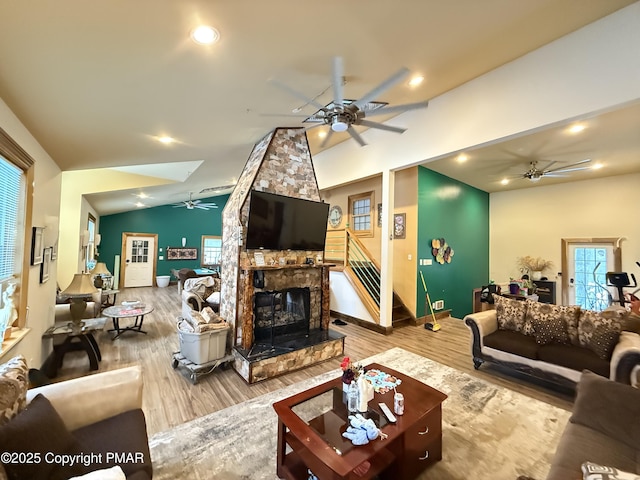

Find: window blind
[0,156,22,282]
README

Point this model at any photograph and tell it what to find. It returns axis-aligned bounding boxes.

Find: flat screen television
[245,191,329,251]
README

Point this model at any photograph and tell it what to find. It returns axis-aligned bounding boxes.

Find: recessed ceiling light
[157,136,175,145]
[190,25,220,45]
[568,124,586,134]
[318,131,327,139]
[136,192,149,199]
[135,202,146,208]
[501,178,509,185]
[592,162,604,170]
[456,153,468,163]
[409,76,424,87]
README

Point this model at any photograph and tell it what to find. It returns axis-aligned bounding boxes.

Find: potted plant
[517,256,554,281]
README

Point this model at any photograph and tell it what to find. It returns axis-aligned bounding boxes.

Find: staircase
[325,228,414,327]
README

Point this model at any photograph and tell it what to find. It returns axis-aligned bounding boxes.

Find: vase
[531,271,542,281]
[509,283,520,295]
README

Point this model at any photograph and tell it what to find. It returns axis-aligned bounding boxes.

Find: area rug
[149,348,570,479]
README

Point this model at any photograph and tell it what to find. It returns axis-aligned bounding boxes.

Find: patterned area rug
[149,348,570,479]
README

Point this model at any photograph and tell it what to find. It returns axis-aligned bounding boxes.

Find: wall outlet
[159,255,164,260]
[424,259,433,266]
[432,300,445,310]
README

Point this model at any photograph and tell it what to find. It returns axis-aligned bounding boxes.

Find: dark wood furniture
[42,317,107,377]
[532,280,556,304]
[273,363,447,480]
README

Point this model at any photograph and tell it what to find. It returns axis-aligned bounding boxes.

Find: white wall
[490,173,640,303]
[314,3,640,189]
[0,98,62,368]
[329,271,375,323]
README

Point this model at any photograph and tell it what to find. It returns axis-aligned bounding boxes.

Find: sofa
[0,357,152,480]
[464,295,640,387]
[181,275,221,319]
[546,370,640,479]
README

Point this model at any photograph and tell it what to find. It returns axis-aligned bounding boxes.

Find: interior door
[122,234,156,288]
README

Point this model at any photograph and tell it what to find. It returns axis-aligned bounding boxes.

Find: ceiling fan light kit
[269,56,429,146]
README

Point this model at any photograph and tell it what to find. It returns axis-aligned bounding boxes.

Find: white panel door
[124,236,155,287]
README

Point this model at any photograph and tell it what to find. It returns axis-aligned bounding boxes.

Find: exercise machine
[606,261,640,308]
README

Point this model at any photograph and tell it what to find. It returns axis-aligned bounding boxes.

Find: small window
[348,192,374,237]
[201,236,222,268]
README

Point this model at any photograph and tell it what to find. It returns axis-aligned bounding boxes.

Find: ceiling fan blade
[546,158,591,173]
[259,113,313,118]
[194,205,210,210]
[268,79,327,111]
[365,100,429,117]
[539,160,557,172]
[172,204,185,208]
[548,165,592,174]
[198,203,218,208]
[347,126,367,147]
[303,123,326,132]
[358,119,406,134]
[354,67,410,110]
[332,57,344,107]
[543,173,569,178]
[320,129,334,148]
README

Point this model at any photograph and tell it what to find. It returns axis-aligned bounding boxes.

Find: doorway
[120,233,158,288]
[561,237,622,310]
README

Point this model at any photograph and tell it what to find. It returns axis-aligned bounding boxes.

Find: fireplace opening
[248,287,311,359]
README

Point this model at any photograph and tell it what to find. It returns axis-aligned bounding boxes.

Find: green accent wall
[417,167,489,318]
[98,194,229,277]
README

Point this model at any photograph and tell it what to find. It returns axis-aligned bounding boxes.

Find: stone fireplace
[219,128,345,383]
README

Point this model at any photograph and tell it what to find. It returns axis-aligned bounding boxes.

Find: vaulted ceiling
[0,1,637,213]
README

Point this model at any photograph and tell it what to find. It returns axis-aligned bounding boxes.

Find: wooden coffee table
[273,363,447,480]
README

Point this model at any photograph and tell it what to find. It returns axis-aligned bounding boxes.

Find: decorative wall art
[51,240,58,261]
[40,247,52,283]
[394,213,406,239]
[31,226,44,265]
[431,238,455,264]
[166,247,198,260]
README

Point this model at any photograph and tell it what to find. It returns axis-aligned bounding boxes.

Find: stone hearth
[220,128,344,383]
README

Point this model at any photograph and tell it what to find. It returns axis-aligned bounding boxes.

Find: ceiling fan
[518,159,592,182]
[172,192,218,210]
[268,56,429,147]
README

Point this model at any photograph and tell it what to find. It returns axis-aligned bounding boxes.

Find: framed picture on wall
[166,247,198,260]
[31,226,44,265]
[51,240,58,261]
[40,247,52,283]
[394,213,406,239]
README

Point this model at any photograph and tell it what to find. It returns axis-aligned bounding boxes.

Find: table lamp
[91,262,111,288]
[61,273,98,329]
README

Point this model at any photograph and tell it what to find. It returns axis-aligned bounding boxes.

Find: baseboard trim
[330,311,393,335]
[415,309,452,325]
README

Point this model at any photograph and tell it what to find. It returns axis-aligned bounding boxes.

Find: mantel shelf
[241,263,335,272]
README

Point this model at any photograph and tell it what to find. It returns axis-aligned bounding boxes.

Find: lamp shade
[61,273,98,297]
[91,262,111,276]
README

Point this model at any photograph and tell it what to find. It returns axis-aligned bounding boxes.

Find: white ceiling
[0,1,637,213]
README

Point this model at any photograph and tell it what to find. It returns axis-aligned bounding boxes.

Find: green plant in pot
[517,256,554,281]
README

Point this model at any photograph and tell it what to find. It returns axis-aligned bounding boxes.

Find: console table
[273,363,447,480]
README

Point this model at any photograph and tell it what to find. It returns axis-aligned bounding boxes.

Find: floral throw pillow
[494,295,528,333]
[0,355,28,427]
[578,310,622,360]
[524,301,578,343]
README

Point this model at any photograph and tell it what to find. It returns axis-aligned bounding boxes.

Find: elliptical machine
[605,261,640,308]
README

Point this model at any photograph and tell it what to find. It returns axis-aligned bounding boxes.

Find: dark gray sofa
[546,370,640,479]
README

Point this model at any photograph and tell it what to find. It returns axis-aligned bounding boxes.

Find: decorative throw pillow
[0,355,28,426]
[494,295,528,333]
[524,301,578,344]
[581,461,640,480]
[0,394,87,479]
[206,291,221,305]
[530,316,570,345]
[578,310,622,360]
[70,466,126,480]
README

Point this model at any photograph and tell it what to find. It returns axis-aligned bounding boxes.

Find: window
[201,236,222,268]
[0,126,34,331]
[348,192,374,237]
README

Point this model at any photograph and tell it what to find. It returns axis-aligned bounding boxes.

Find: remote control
[378,402,397,423]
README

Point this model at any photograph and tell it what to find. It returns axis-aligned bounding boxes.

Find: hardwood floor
[51,284,574,436]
